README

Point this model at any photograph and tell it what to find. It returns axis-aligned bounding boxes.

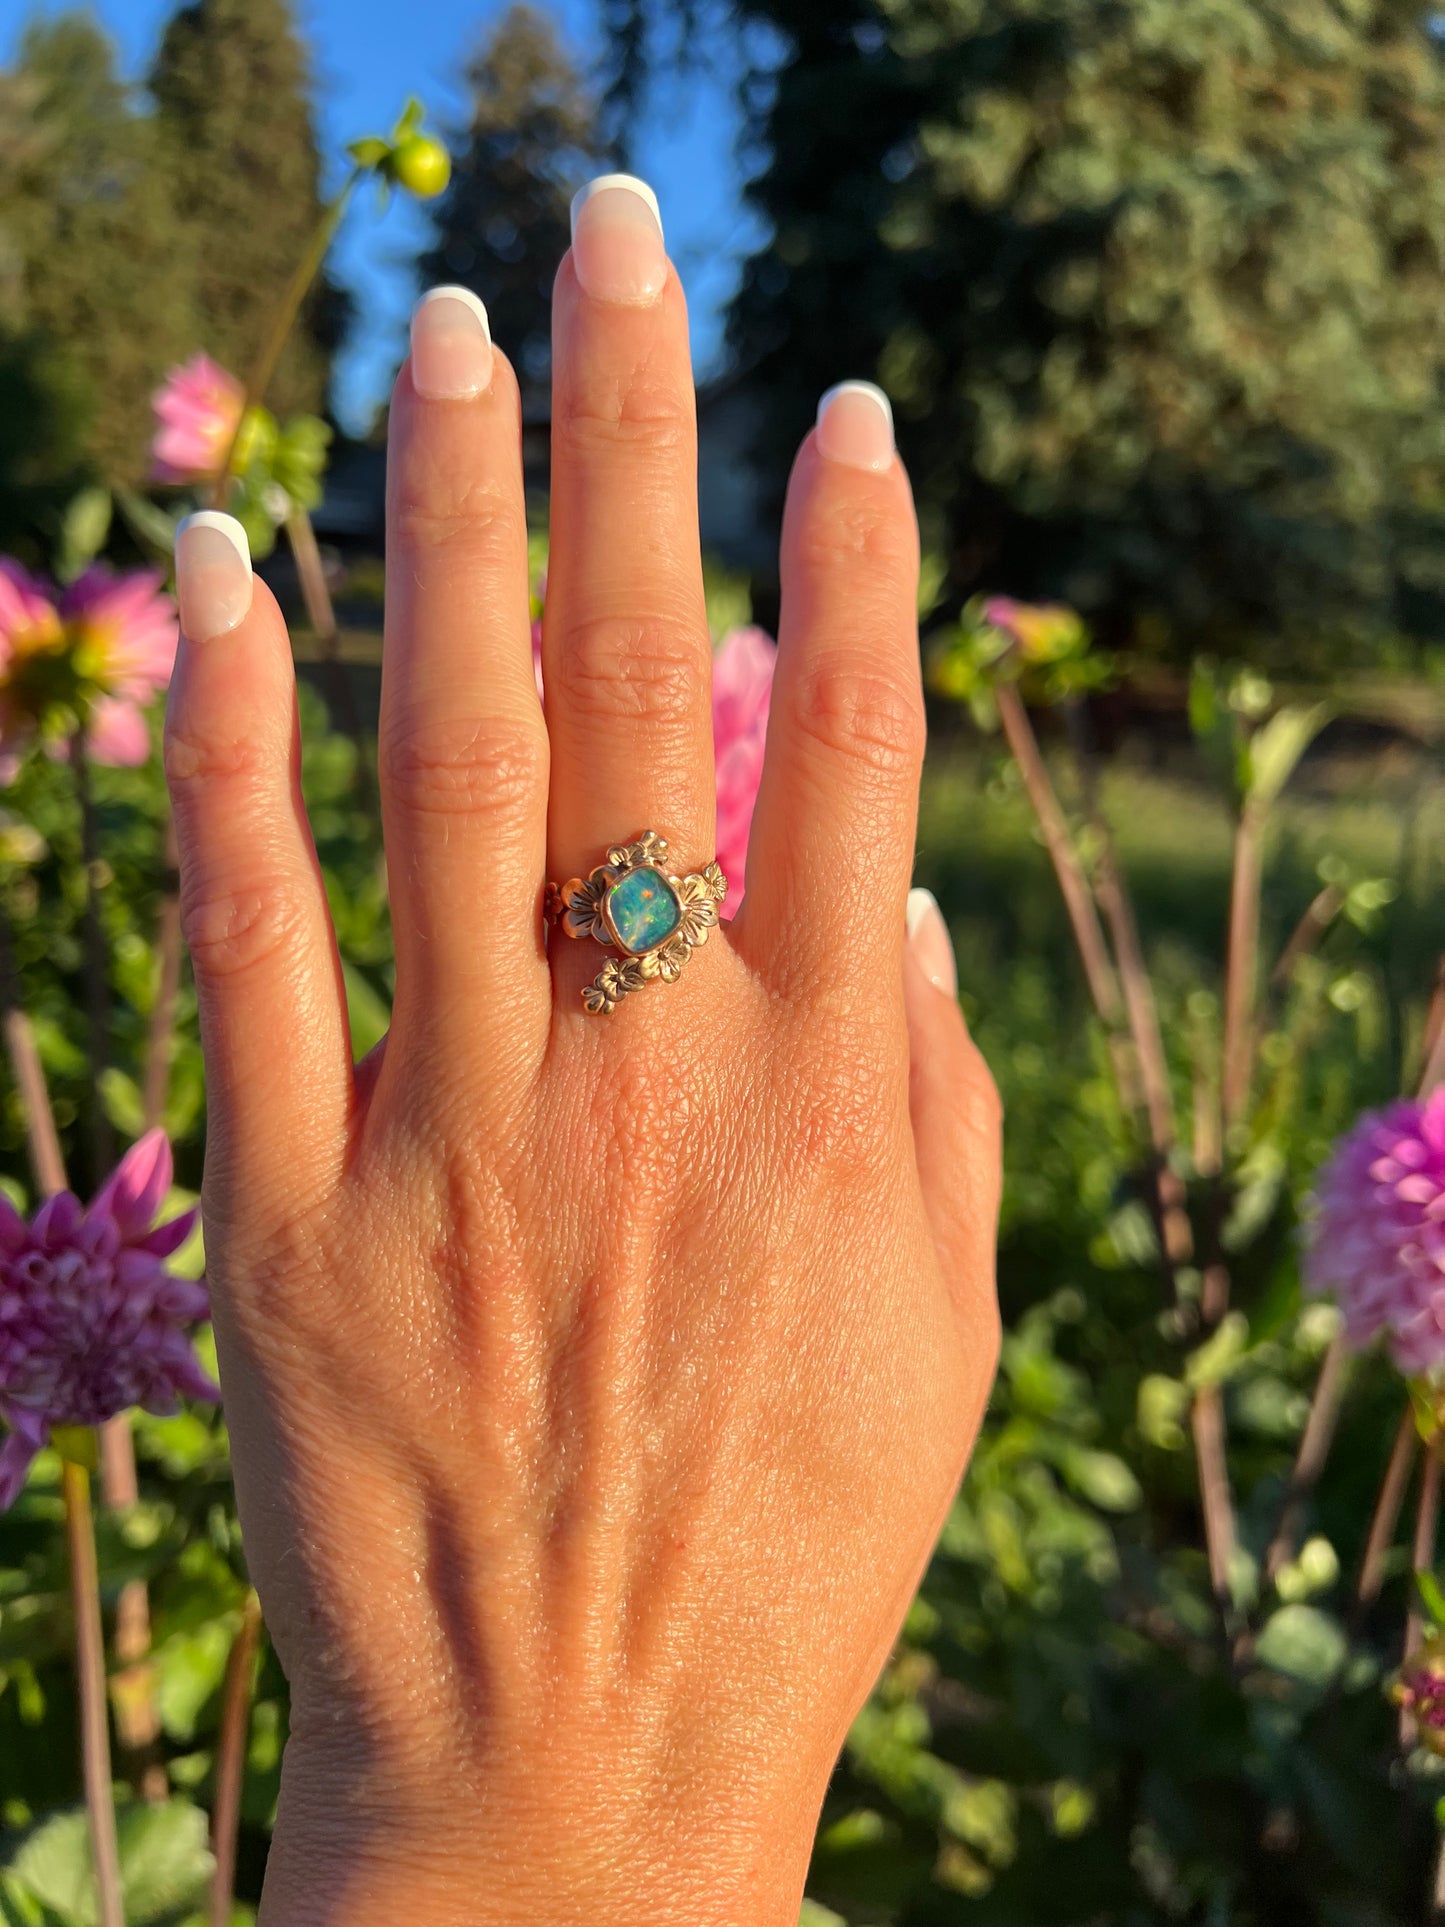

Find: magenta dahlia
[1304,1092,1445,1375]
[0,1131,217,1508]
[150,354,245,484]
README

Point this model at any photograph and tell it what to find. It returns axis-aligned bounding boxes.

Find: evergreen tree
[150,0,340,418]
[0,15,195,527]
[616,0,1445,663]
[420,5,610,401]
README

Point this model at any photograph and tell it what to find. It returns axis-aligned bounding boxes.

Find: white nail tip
[176,511,251,578]
[413,285,491,339]
[569,174,664,242]
[818,381,895,437]
[906,887,940,939]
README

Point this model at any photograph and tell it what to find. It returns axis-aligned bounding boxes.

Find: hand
[166,176,1001,1927]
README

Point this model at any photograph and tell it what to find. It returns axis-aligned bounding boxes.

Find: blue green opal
[607,867,681,954]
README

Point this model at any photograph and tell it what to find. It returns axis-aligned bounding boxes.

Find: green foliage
[419,4,611,401]
[149,0,341,421]
[1,1800,213,1926]
[0,16,196,545]
[625,0,1445,665]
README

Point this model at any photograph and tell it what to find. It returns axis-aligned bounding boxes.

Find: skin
[164,222,1002,1924]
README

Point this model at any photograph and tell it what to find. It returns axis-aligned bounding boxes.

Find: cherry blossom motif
[1304,1091,1445,1375]
[0,1132,216,1509]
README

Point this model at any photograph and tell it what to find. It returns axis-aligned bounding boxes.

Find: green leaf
[55,489,112,585]
[345,136,390,169]
[1417,1569,1445,1629]
[1184,1310,1251,1389]
[1058,1446,1142,1513]
[1242,703,1329,812]
[3,1801,214,1926]
[798,1906,847,1927]
[97,1068,146,1140]
[1255,1604,1347,1687]
[343,962,391,1059]
[114,489,181,559]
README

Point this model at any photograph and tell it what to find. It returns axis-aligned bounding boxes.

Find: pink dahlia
[0,1131,216,1509]
[150,354,245,484]
[0,560,177,772]
[61,564,179,712]
[712,625,775,901]
[1304,1092,1445,1375]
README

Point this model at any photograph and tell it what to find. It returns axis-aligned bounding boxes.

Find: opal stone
[607,867,681,954]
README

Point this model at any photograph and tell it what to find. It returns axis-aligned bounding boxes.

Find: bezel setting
[545,831,728,1012]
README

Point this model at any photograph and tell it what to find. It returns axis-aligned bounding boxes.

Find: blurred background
[3,2,1445,1923]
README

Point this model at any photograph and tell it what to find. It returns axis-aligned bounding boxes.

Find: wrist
[259,1742,816,1927]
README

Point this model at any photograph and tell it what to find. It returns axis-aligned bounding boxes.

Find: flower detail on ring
[583,956,649,1016]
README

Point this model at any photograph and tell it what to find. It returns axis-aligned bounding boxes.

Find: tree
[0,15,195,533]
[419,4,610,403]
[614,0,1445,664]
[150,0,342,419]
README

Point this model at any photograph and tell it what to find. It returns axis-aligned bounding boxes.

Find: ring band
[545,830,728,1013]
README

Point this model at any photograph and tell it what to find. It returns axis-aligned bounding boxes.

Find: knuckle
[390,468,522,565]
[559,366,693,462]
[382,711,547,820]
[164,715,274,800]
[789,660,926,778]
[180,871,306,984]
[554,612,705,729]
[798,489,917,577]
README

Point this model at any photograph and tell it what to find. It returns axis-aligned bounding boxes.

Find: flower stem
[209,1590,263,1927]
[1262,1330,1350,1587]
[1402,1438,1441,1750]
[283,507,373,809]
[62,1457,125,1927]
[72,730,113,1188]
[210,172,361,507]
[1221,803,1264,1132]
[1355,1405,1417,1619]
[993,686,1139,1111]
[0,902,67,1197]
[141,813,182,1134]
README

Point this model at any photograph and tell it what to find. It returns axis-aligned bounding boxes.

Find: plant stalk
[1402,1439,1441,1749]
[993,686,1140,1114]
[284,507,373,808]
[211,172,361,507]
[1356,1406,1418,1617]
[1263,1331,1349,1586]
[72,731,113,1186]
[63,1457,125,1927]
[209,1590,264,1927]
[142,814,182,1133]
[1221,803,1264,1132]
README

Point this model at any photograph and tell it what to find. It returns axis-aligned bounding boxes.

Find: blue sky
[5,0,763,430]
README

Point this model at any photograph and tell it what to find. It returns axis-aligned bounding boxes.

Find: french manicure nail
[411,285,493,399]
[817,380,895,472]
[907,888,958,996]
[174,512,252,642]
[570,174,667,305]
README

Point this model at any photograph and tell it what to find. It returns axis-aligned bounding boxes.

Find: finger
[543,176,715,893]
[380,288,550,1066]
[738,383,924,997]
[167,512,351,1202]
[903,890,1002,1349]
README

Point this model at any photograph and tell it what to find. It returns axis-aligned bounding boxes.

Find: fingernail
[907,888,957,996]
[174,512,252,641]
[817,381,895,472]
[411,285,493,399]
[570,174,667,305]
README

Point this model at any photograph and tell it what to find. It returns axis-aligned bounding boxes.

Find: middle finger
[543,176,715,889]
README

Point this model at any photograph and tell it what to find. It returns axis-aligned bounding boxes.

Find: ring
[544,831,728,1014]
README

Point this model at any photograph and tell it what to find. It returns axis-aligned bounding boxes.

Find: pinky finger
[166,514,353,1207]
